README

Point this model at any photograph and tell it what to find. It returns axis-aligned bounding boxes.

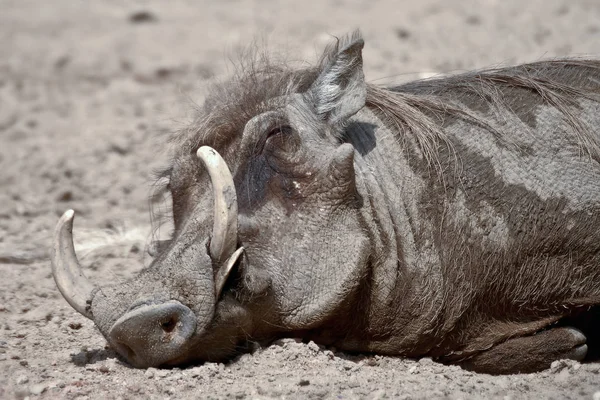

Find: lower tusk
[51,210,95,319]
[215,247,244,300]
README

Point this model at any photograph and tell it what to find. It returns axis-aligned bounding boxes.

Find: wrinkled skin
[52,33,600,374]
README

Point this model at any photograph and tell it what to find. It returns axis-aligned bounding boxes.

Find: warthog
[52,32,600,374]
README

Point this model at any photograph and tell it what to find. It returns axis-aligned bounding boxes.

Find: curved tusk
[51,210,95,319]
[196,146,239,265]
[215,247,244,299]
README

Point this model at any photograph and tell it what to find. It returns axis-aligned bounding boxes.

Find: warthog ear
[309,35,367,128]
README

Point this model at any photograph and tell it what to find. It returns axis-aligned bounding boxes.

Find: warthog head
[52,33,370,367]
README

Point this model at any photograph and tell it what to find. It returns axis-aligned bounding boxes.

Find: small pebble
[554,368,570,384]
[156,369,170,378]
[550,360,565,373]
[418,357,435,365]
[68,322,82,330]
[29,383,46,395]
[129,10,158,24]
[306,341,320,353]
[145,367,156,379]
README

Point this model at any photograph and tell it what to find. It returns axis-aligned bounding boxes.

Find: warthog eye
[267,124,292,138]
[265,124,297,156]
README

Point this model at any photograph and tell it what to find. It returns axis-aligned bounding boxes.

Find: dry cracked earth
[2,0,600,399]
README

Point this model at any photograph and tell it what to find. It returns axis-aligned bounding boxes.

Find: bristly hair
[168,31,600,167]
[171,47,319,157]
[150,31,600,239]
[389,59,600,163]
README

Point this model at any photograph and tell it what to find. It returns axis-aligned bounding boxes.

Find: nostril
[160,317,178,333]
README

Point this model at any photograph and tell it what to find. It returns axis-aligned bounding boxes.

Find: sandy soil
[1,0,600,398]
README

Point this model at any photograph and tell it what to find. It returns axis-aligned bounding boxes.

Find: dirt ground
[2,0,600,398]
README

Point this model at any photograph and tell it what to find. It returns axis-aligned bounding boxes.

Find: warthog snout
[108,300,197,367]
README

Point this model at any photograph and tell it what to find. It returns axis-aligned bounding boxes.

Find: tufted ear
[308,36,367,128]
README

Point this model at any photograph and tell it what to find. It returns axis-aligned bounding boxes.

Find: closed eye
[267,124,292,138]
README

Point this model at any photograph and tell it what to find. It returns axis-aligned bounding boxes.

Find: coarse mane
[378,58,600,164]
[173,56,319,155]
[149,32,600,242]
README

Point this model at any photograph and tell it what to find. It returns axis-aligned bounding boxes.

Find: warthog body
[53,32,600,374]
